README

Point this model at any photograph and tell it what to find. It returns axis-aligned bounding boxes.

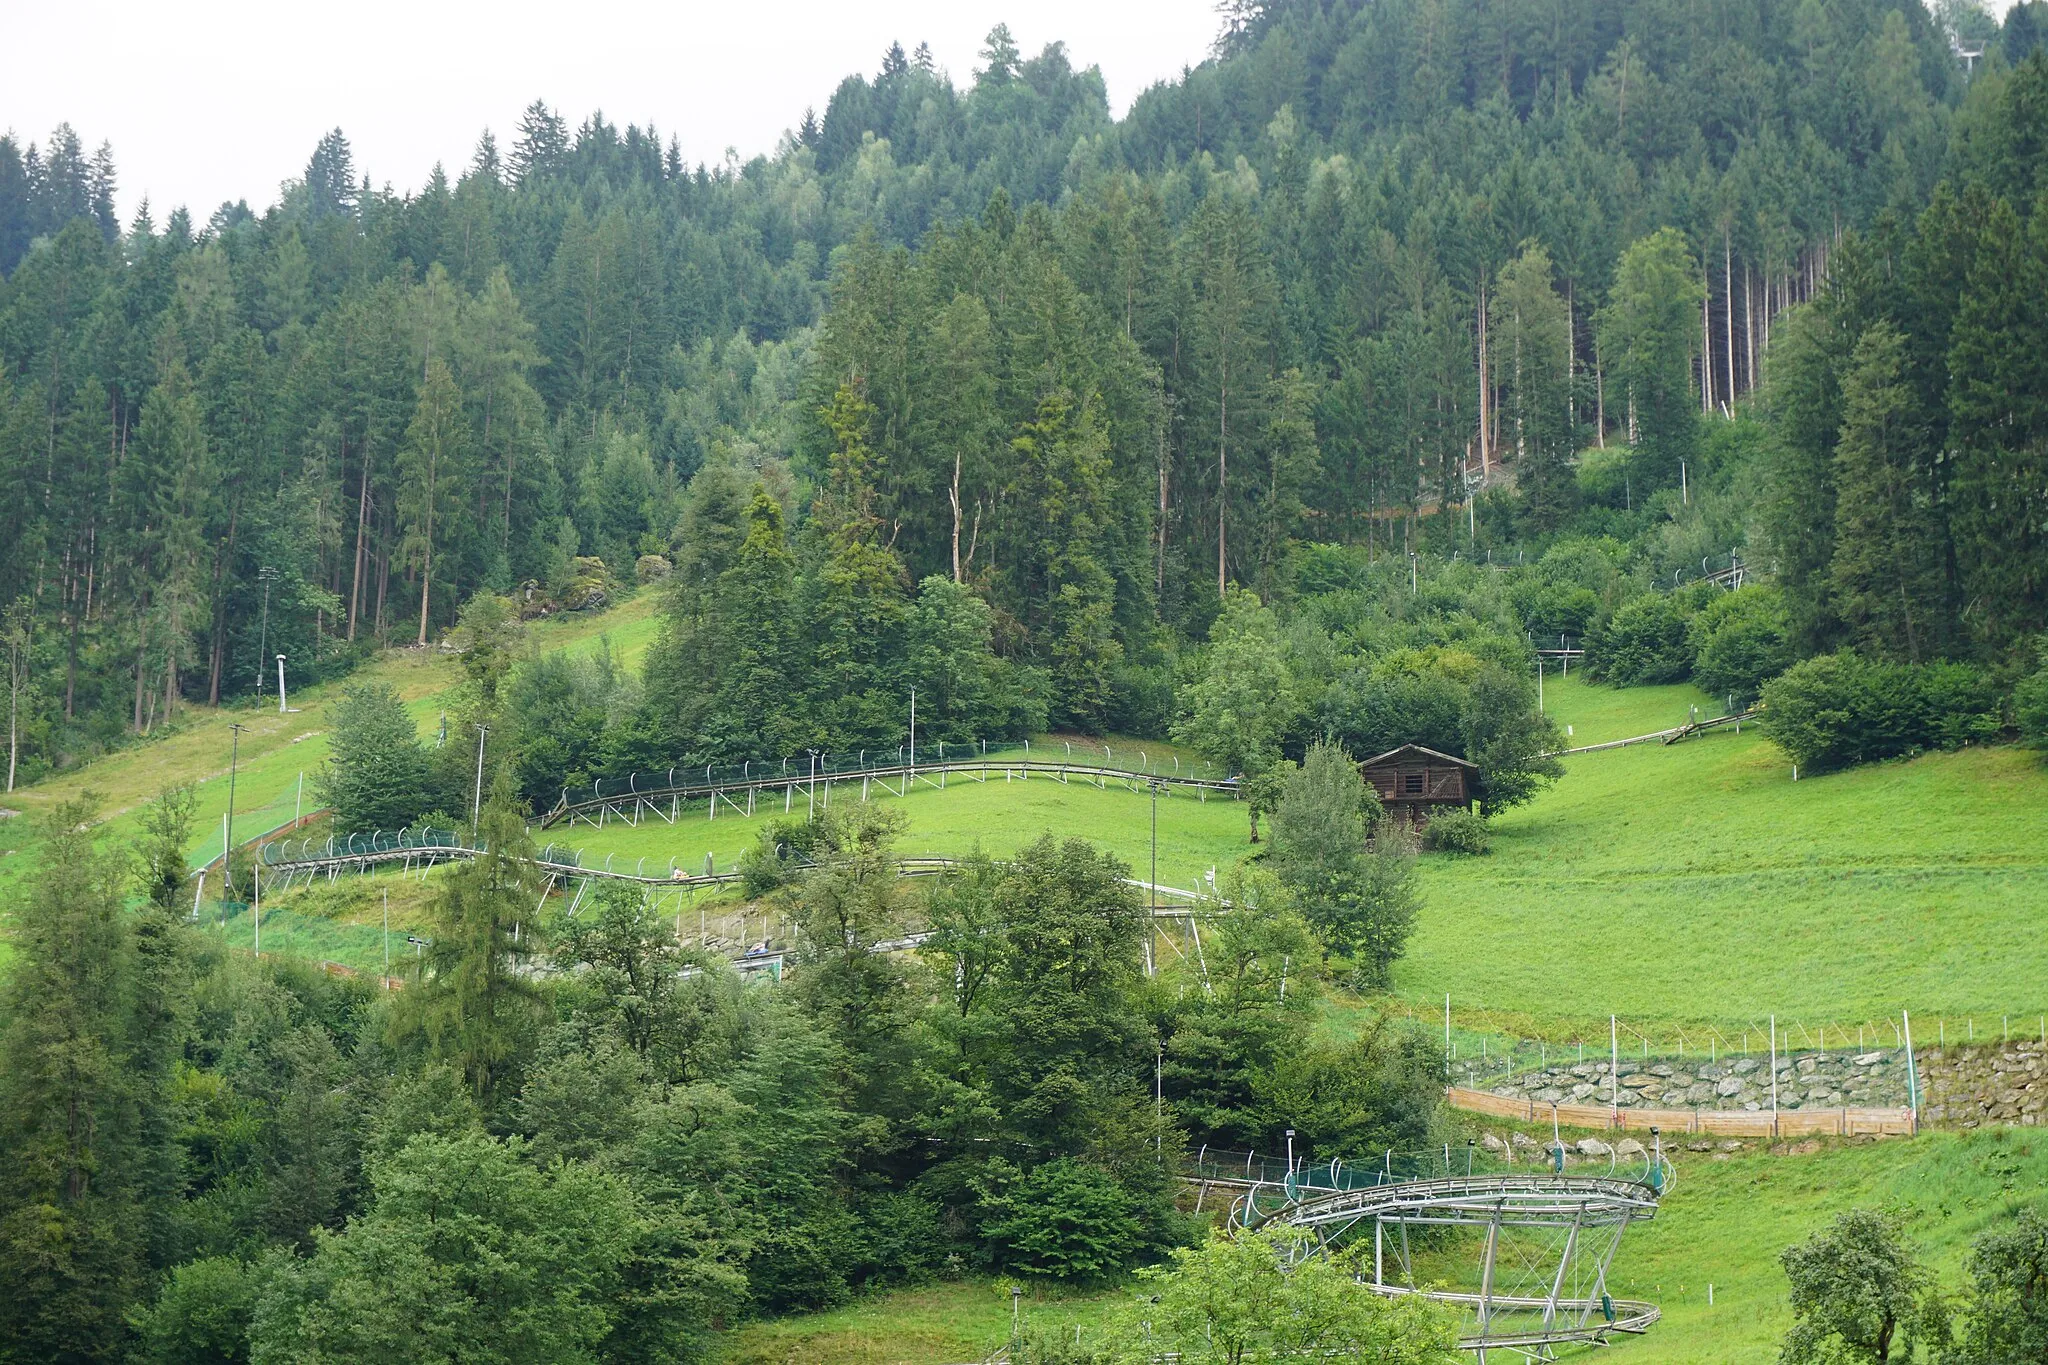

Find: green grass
[715,1280,1123,1364]
[1396,675,2048,1031]
[0,597,659,913]
[558,773,1252,892]
[1601,1126,2048,1362]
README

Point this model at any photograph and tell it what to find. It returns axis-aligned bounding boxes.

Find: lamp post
[254,566,278,697]
[222,722,249,900]
[276,654,288,713]
[471,723,490,837]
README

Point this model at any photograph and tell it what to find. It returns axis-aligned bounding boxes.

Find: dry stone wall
[1918,1041,2048,1127]
[1482,1048,1912,1112]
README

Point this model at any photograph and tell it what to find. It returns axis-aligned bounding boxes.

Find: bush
[2018,645,2048,748]
[1588,593,1694,685]
[1760,652,2002,772]
[1689,586,1794,706]
[979,1158,1142,1282]
[1421,808,1490,855]
[314,681,431,834]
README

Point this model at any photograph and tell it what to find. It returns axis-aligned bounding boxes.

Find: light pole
[224,723,248,898]
[276,654,288,713]
[908,688,916,769]
[471,723,490,837]
[254,566,278,697]
[1155,1043,1164,1158]
[1149,778,1160,910]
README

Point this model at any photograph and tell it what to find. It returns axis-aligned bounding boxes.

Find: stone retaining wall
[1918,1041,2047,1127]
[1479,1047,1911,1113]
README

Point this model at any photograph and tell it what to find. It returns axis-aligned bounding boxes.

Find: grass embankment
[1402,675,2048,1031]
[1605,1126,2047,1362]
[0,597,663,941]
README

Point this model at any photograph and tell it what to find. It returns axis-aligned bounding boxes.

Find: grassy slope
[0,598,662,924]
[1399,676,2048,1029]
[1606,1126,2048,1362]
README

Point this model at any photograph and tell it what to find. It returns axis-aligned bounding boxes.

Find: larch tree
[1490,243,1578,529]
[397,355,470,646]
[1598,228,1702,495]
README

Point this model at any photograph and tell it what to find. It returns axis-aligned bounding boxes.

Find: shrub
[1689,586,1794,706]
[2018,645,2048,748]
[1587,593,1694,685]
[1422,808,1491,855]
[1760,652,2002,772]
[979,1158,1142,1282]
[314,681,431,834]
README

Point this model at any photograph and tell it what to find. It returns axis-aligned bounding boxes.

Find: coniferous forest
[6,0,2045,790]
[7,1,2048,1360]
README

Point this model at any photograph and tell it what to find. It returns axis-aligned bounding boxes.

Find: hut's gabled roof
[1357,743,1477,770]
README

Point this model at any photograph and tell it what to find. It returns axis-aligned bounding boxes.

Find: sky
[0,0,1223,224]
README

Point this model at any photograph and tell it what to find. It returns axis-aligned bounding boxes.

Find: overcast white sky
[0,0,1222,223]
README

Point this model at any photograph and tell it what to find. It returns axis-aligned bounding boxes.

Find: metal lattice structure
[1233,1154,1672,1361]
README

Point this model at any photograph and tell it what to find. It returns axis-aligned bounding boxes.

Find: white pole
[383,886,390,979]
[909,688,917,769]
[1445,994,1452,1080]
[193,871,205,915]
[276,654,287,712]
[1537,658,1544,713]
[252,862,260,956]
[472,725,489,834]
[1770,1015,1779,1133]
[1611,1016,1619,1109]
[294,771,303,825]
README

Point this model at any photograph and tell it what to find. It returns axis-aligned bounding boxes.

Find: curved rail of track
[1239,1172,1668,1357]
[258,836,1224,909]
[538,756,1240,830]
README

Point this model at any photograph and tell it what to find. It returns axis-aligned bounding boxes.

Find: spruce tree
[1830,322,1947,662]
[0,800,165,1363]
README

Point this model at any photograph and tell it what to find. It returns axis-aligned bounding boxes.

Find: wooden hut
[1358,744,1476,826]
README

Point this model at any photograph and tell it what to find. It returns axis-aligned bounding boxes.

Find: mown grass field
[1403,675,2048,1032]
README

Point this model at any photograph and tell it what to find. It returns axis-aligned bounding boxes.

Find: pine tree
[391,773,546,1107]
[1830,322,1947,662]
[1946,197,2048,649]
[1598,228,1702,493]
[1491,243,1578,529]
[0,800,161,1363]
[398,356,470,645]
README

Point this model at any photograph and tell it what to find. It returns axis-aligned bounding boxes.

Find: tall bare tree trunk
[948,450,963,582]
[1476,281,1490,479]
[1156,417,1169,601]
[1701,262,1714,414]
[1724,230,1736,411]
[1217,363,1229,599]
[349,442,369,641]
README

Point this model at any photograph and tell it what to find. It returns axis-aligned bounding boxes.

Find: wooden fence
[1447,1086,1917,1138]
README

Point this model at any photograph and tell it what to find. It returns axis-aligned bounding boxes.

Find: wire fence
[554,737,1231,809]
[188,777,313,873]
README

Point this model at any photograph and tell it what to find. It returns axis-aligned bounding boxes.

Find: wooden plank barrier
[1447,1086,1916,1138]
